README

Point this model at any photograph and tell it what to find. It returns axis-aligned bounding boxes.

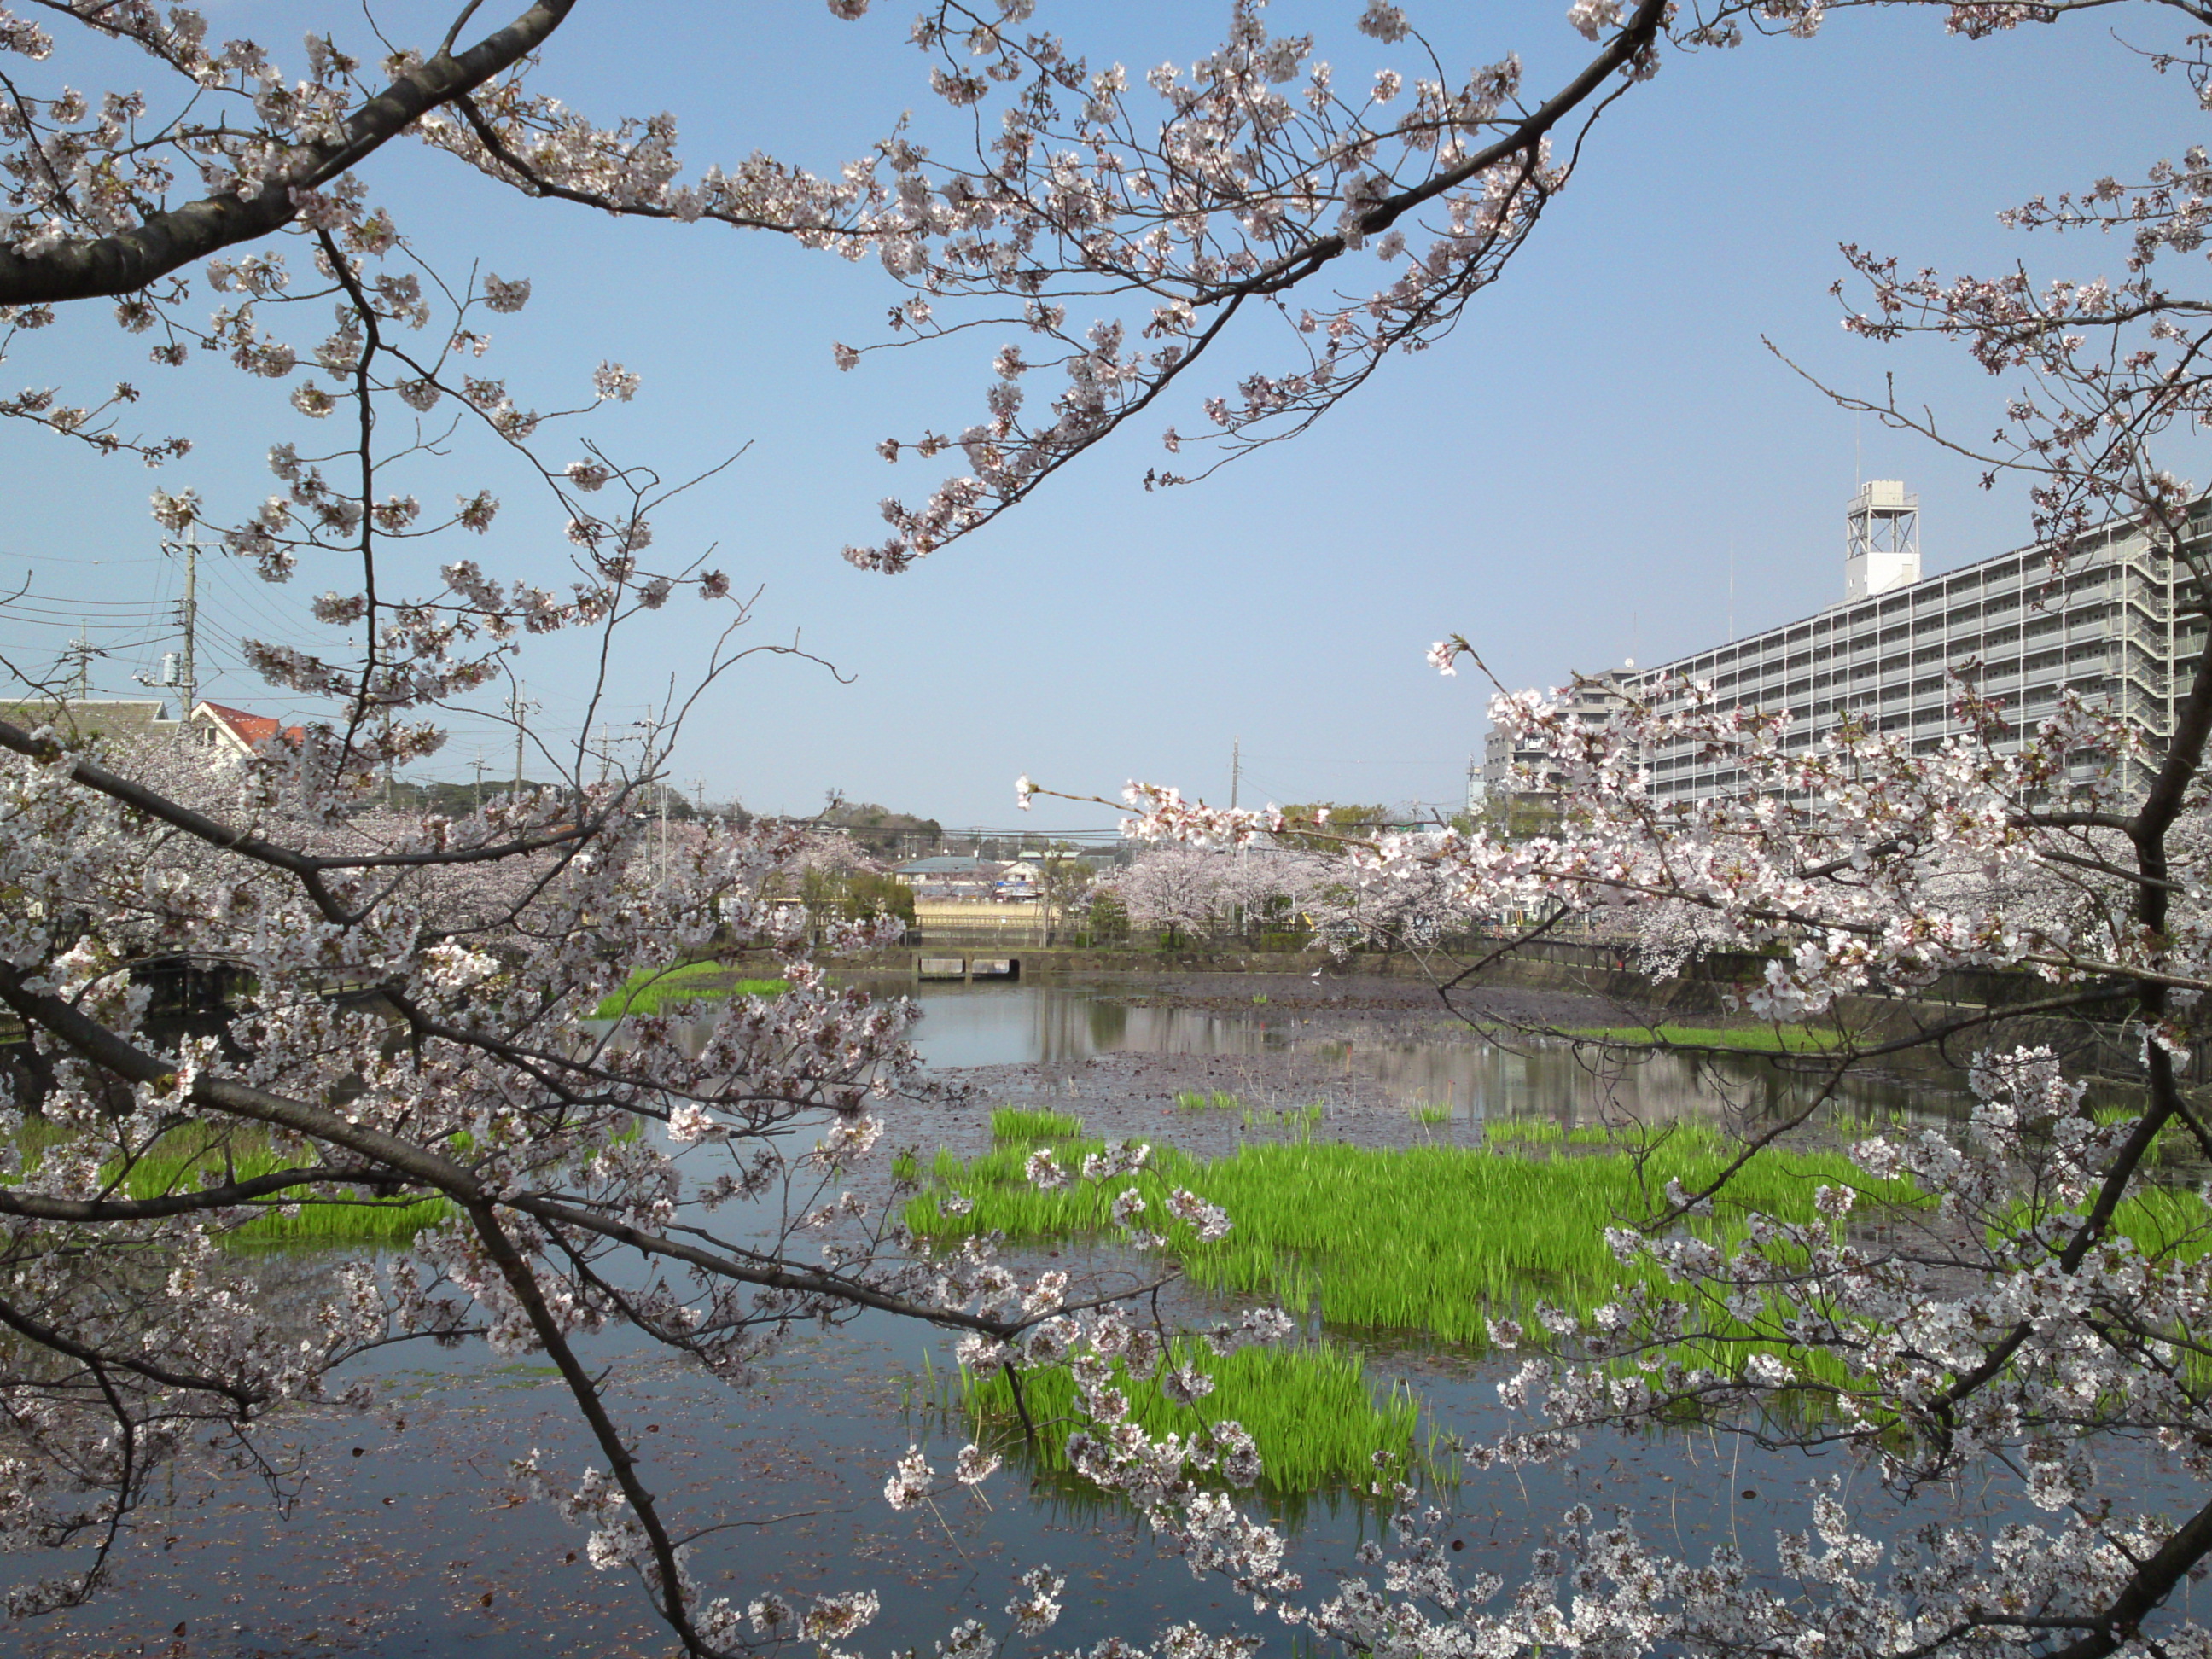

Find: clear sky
[3,0,2203,831]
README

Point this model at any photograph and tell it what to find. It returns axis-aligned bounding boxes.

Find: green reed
[1243,1103,1324,1131]
[991,1107,1086,1143]
[962,1336,1426,1493]
[593,963,789,1018]
[1557,1023,1840,1053]
[908,1117,1924,1358]
[1480,1118,1615,1146]
[9,1125,453,1247]
[1174,1090,1243,1113]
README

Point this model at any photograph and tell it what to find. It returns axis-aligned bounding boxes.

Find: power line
[3,599,175,617]
[0,550,162,567]
[0,613,168,631]
[7,591,177,608]
[198,560,317,642]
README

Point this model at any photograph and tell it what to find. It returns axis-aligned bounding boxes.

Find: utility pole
[472,755,487,813]
[511,680,527,794]
[69,624,90,700]
[178,524,197,719]
[1230,736,1240,810]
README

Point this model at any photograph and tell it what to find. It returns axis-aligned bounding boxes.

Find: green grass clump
[992,1107,1085,1143]
[908,1121,1922,1353]
[1243,1103,1324,1131]
[1174,1090,1243,1113]
[964,1337,1423,1493]
[1409,1103,1452,1126]
[1557,1023,1840,1053]
[1481,1118,1614,1146]
[5,1126,454,1247]
[2089,1101,2196,1165]
[592,963,789,1018]
[125,1135,451,1245]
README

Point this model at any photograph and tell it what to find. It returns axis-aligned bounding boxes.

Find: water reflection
[898,981,1964,1128]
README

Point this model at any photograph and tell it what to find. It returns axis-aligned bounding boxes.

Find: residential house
[0,696,180,745]
[188,700,306,760]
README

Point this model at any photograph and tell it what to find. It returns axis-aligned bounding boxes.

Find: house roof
[0,697,178,742]
[192,701,306,750]
[897,855,1000,874]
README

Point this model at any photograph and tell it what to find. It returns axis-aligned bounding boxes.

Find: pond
[897,977,1952,1132]
[27,980,2162,1659]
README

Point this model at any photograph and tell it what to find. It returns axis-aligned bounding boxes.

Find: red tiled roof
[195,701,306,748]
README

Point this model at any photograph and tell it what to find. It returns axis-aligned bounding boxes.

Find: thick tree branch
[0,961,1028,1342]
[0,1,577,304]
[0,1167,404,1223]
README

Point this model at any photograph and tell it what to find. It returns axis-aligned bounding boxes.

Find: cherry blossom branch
[0,1,579,304]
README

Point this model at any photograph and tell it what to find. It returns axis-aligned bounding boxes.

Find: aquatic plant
[963,1337,1425,1494]
[10,1126,456,1247]
[1556,1023,1840,1053]
[907,1121,1925,1351]
[1408,1103,1452,1126]
[1242,1103,1324,1131]
[1173,1089,1243,1113]
[1480,1117,1615,1146]
[592,963,789,1018]
[990,1108,1085,1144]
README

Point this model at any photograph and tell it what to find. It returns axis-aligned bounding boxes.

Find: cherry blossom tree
[1098,845,1242,939]
[0,1,1702,1650]
[1079,9,2212,1639]
[19,0,2212,1655]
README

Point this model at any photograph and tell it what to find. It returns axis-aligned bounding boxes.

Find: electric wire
[0,549,162,567]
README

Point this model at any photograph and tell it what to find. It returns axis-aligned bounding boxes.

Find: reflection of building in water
[899,985,1953,1126]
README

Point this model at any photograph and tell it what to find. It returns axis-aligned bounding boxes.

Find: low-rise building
[894,855,1004,897]
[189,700,306,759]
[0,696,179,745]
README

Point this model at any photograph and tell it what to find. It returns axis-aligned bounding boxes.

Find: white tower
[1846,480,1919,602]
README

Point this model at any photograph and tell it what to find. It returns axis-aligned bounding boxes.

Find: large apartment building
[1505,483,2208,806]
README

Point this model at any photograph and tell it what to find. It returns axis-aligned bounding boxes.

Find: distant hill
[818,800,942,859]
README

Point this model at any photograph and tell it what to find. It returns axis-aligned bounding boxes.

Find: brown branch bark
[0,960,1027,1342]
[0,1167,402,1223]
[0,1,578,304]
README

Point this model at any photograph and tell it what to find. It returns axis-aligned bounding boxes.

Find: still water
[902,979,1955,1128]
[29,986,2095,1659]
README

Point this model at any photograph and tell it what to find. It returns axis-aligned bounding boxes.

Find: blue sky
[2,0,2203,830]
